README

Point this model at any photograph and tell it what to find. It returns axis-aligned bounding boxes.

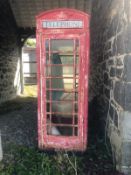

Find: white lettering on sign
[42,21,83,28]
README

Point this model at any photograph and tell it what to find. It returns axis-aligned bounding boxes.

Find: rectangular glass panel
[52,115,73,124]
[46,65,78,76]
[46,91,50,100]
[51,39,74,52]
[51,101,73,113]
[46,54,76,65]
[51,78,64,90]
[46,65,73,76]
[63,66,74,75]
[74,115,78,125]
[60,55,74,64]
[76,55,79,64]
[74,92,78,101]
[46,53,49,65]
[45,40,49,52]
[50,78,73,90]
[46,91,78,103]
[46,102,50,112]
[75,127,78,136]
[47,125,73,136]
[51,54,75,64]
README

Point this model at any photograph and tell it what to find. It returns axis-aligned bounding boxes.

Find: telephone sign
[36,8,90,151]
[42,20,83,28]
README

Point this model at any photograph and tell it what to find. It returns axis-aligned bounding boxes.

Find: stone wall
[0,0,21,104]
[91,0,131,174]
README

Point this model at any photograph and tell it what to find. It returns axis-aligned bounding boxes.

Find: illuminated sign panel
[42,20,83,28]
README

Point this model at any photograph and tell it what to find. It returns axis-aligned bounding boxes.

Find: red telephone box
[36,8,90,151]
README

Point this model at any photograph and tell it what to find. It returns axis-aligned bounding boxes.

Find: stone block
[103,72,109,84]
[121,167,131,175]
[125,25,131,53]
[104,98,109,113]
[0,74,3,79]
[102,62,106,69]
[114,82,122,104]
[110,67,116,77]
[120,111,131,140]
[104,86,110,99]
[108,59,114,65]
[104,50,112,59]
[123,55,131,82]
[117,57,123,66]
[114,82,131,111]
[113,34,125,56]
[97,54,103,63]
[109,123,122,157]
[121,142,131,167]
[116,68,123,78]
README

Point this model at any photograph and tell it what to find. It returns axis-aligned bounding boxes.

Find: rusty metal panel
[36,8,90,151]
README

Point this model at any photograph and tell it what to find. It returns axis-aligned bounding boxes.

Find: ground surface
[0,97,37,150]
[0,87,121,174]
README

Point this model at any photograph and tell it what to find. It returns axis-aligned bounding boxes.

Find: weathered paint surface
[36,8,90,151]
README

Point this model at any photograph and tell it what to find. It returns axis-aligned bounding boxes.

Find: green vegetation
[0,146,83,175]
[0,136,114,175]
[25,39,36,47]
[23,85,37,97]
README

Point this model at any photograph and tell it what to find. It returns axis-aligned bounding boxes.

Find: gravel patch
[0,97,37,154]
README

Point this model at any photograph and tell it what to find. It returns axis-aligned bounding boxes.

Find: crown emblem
[57,12,67,19]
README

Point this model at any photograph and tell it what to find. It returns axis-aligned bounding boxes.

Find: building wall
[91,0,131,174]
[0,0,21,104]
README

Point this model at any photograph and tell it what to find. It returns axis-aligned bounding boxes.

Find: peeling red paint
[36,8,90,151]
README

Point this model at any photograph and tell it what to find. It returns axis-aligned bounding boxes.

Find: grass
[0,146,84,175]
[0,134,115,175]
[22,85,37,97]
